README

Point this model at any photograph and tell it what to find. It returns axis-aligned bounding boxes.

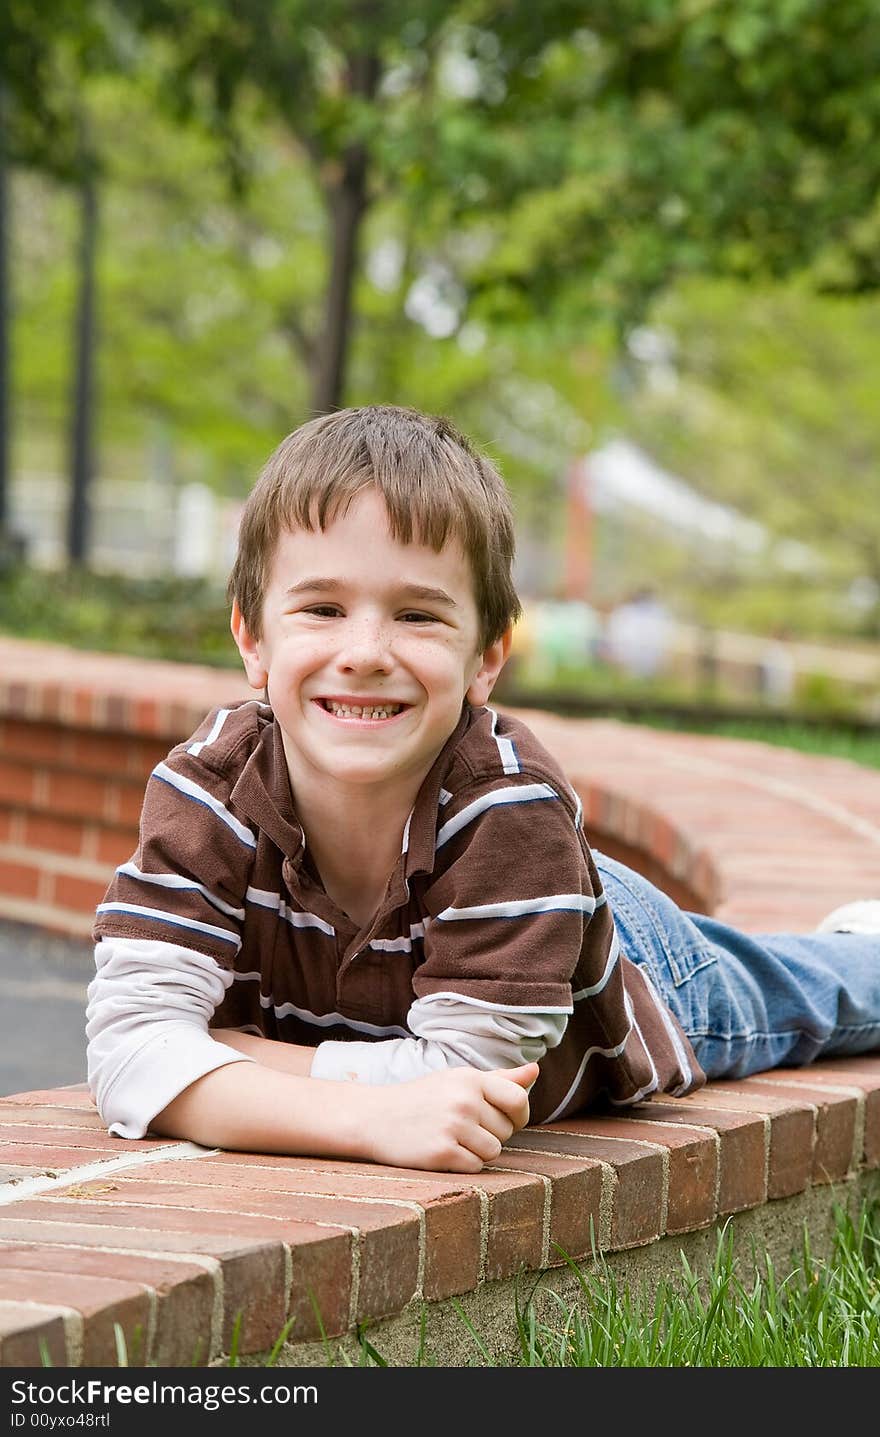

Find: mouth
[314,698,411,723]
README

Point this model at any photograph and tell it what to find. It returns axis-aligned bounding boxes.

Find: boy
[86,405,880,1174]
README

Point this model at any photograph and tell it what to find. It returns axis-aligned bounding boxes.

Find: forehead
[266,489,475,594]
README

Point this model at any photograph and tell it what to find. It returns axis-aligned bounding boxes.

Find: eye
[399,611,438,624]
[303,604,342,618]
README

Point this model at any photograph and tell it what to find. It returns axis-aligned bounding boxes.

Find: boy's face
[232,488,509,798]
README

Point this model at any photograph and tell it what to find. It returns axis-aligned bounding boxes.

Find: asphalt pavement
[0,919,94,1097]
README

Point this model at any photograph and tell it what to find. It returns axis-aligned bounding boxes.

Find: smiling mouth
[316,699,409,721]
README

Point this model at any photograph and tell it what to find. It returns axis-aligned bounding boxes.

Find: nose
[337,615,394,674]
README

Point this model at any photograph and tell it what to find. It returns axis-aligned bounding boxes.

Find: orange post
[563,455,592,600]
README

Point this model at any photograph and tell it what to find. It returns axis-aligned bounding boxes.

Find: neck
[287,762,422,914]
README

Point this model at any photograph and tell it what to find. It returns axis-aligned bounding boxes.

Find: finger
[476,1099,516,1146]
[459,1125,504,1165]
[483,1074,532,1123]
[505,1062,540,1089]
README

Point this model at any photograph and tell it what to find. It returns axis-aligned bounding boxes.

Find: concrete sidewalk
[0,920,92,1097]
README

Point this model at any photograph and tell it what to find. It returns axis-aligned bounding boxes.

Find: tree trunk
[66,170,97,565]
[309,51,380,415]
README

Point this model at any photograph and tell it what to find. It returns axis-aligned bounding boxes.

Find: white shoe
[815,900,880,935]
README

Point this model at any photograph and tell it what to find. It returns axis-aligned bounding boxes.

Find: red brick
[96,826,137,866]
[0,1112,135,1140]
[508,1128,665,1249]
[1,1084,92,1106]
[571,1114,717,1234]
[0,857,42,900]
[0,1245,215,1366]
[0,1267,151,1366]
[0,1142,131,1171]
[1,719,65,763]
[138,739,174,773]
[22,811,88,857]
[0,758,35,804]
[197,1151,552,1290]
[481,1176,545,1280]
[773,1061,880,1169]
[142,1157,482,1304]
[0,1300,68,1366]
[51,870,110,914]
[0,1202,341,1351]
[45,769,108,820]
[740,1078,857,1184]
[133,698,161,734]
[113,781,149,826]
[72,690,99,727]
[69,730,142,776]
[287,1227,354,1342]
[59,1179,419,1327]
[105,696,129,730]
[0,1223,291,1357]
[491,1149,605,1263]
[697,1083,815,1199]
[0,810,12,843]
[632,1100,767,1214]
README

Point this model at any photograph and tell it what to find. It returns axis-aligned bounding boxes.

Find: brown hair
[228,405,522,650]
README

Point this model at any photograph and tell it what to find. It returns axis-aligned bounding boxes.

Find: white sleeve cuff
[86,936,255,1139]
[309,996,568,1085]
[104,1026,254,1140]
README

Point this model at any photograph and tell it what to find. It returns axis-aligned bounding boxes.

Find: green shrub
[0,563,239,667]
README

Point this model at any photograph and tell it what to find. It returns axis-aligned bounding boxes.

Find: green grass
[632,713,880,771]
[345,1199,880,1367]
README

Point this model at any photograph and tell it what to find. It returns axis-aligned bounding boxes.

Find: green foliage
[0,562,237,666]
[6,0,880,637]
[638,714,880,772]
[622,278,880,637]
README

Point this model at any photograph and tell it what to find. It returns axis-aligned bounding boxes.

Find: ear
[466,626,513,707]
[230,599,269,691]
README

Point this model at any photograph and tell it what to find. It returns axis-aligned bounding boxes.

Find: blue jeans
[594,852,880,1080]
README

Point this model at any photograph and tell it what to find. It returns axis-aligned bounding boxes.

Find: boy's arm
[149,1058,539,1173]
[86,935,537,1170]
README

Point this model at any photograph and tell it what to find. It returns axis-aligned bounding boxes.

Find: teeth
[323,700,403,720]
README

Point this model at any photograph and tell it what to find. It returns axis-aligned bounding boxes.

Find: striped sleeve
[415,773,600,1011]
[92,710,255,964]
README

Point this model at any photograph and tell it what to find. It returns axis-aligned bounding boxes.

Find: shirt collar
[230,715,306,862]
[399,703,475,883]
[230,701,477,880]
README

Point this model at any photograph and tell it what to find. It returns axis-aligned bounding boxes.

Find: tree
[622,278,880,637]
[119,1,638,413]
[120,0,880,417]
[1,0,120,560]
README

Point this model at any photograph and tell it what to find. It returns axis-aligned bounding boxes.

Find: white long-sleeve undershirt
[86,937,568,1139]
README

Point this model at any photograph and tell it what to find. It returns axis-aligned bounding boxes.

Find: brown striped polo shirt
[93,699,705,1123]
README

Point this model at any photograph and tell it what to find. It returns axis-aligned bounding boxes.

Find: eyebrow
[284,578,459,608]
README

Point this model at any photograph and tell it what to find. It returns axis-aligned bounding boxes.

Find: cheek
[273,635,331,675]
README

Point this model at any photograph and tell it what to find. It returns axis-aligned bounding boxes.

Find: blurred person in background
[603,587,672,681]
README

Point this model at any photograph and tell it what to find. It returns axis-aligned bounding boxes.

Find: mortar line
[0,1141,217,1207]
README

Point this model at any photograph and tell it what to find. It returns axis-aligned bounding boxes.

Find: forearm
[211,1029,316,1077]
[151,1057,538,1172]
[150,1060,371,1158]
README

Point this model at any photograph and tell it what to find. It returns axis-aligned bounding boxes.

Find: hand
[360,1061,539,1173]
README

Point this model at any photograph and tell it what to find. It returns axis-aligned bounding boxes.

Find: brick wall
[0,637,252,937]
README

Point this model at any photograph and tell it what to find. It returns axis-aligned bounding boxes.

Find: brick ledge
[2,638,880,1364]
